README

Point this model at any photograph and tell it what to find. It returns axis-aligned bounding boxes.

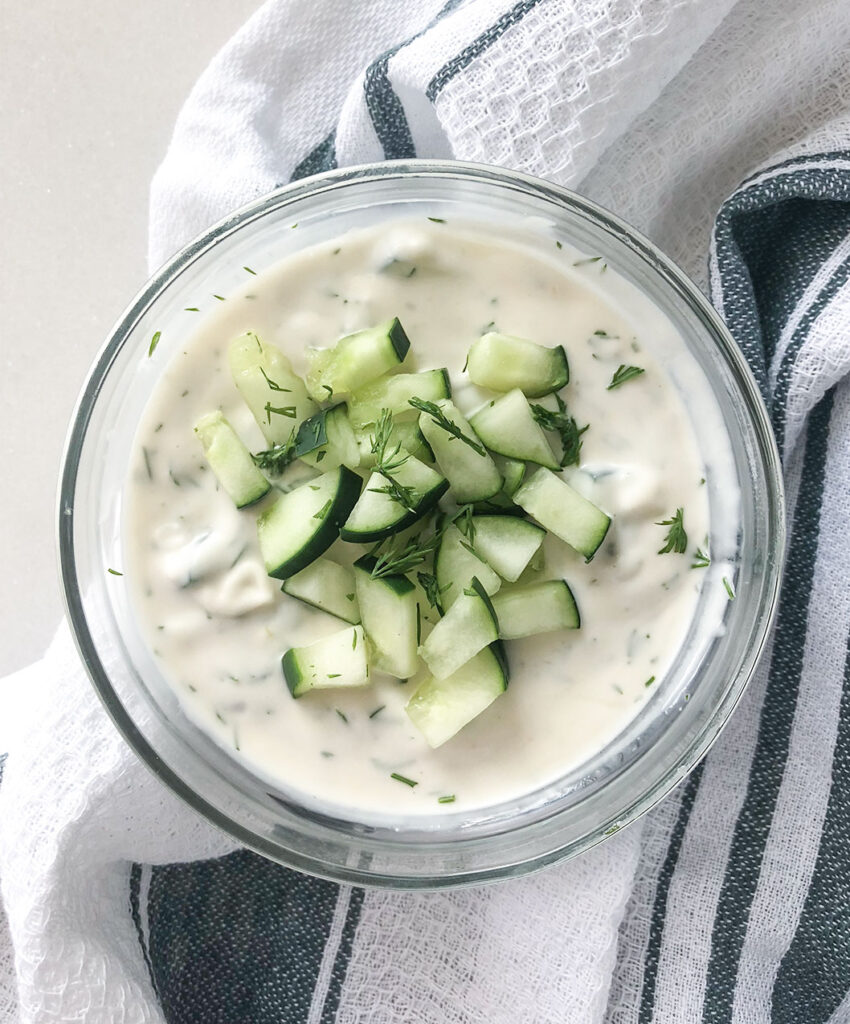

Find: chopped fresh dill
[607,364,645,390]
[573,255,604,267]
[555,240,563,249]
[390,772,418,788]
[313,499,332,520]
[142,447,153,480]
[345,592,355,602]
[531,393,588,467]
[657,508,688,554]
[645,676,656,688]
[691,547,711,569]
[369,706,386,719]
[322,384,334,399]
[369,409,416,510]
[243,266,257,275]
[427,216,446,223]
[453,503,476,542]
[184,306,200,312]
[723,576,736,600]
[327,673,341,679]
[252,430,297,474]
[438,794,455,804]
[107,567,123,576]
[148,331,161,357]
[264,401,297,423]
[352,629,358,650]
[259,367,291,392]
[335,708,348,723]
[213,294,226,302]
[369,530,441,579]
[316,449,327,463]
[417,571,448,612]
[408,397,487,456]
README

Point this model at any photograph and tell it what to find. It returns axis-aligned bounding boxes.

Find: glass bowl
[57,161,784,888]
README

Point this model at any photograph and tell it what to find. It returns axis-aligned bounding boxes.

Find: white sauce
[125,220,723,818]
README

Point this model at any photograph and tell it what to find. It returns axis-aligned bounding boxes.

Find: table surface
[0,0,261,676]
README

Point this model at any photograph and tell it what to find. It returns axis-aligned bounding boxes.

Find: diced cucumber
[257,466,362,579]
[405,643,509,748]
[470,390,560,470]
[416,399,502,503]
[514,467,611,560]
[229,333,317,445]
[353,556,418,678]
[470,515,545,582]
[501,458,526,497]
[295,405,360,470]
[467,332,569,397]
[340,451,448,543]
[347,368,451,430]
[419,576,499,680]
[355,419,432,467]
[193,410,270,509]
[435,522,501,609]
[281,557,360,624]
[282,625,369,697]
[305,318,410,401]
[491,580,580,638]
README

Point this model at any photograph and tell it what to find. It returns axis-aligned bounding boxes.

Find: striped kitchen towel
[3,0,850,1021]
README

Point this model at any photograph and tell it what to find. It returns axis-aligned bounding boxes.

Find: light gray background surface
[0,0,260,674]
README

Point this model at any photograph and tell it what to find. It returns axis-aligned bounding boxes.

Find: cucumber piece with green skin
[282,625,369,697]
[514,467,611,560]
[435,522,501,609]
[193,410,270,509]
[347,368,451,430]
[340,451,448,543]
[355,419,432,467]
[470,515,545,582]
[353,556,418,678]
[229,333,318,445]
[467,332,569,397]
[491,580,580,638]
[305,318,410,402]
[295,405,361,470]
[281,557,360,623]
[501,459,526,496]
[470,389,560,470]
[416,398,502,503]
[257,466,362,579]
[419,576,500,680]
[405,643,509,748]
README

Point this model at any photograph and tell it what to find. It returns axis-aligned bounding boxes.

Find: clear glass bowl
[58,161,784,888]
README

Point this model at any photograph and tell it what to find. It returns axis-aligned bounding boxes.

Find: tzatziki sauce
[125,219,730,818]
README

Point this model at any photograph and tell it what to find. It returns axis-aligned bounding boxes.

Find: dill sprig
[607,364,645,390]
[369,529,441,579]
[691,547,711,569]
[657,508,688,554]
[531,393,588,467]
[252,429,297,474]
[369,409,417,511]
[417,570,449,612]
[259,367,291,393]
[408,397,487,457]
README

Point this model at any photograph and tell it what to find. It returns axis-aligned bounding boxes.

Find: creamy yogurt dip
[125,218,725,818]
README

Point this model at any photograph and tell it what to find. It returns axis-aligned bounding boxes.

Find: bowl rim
[57,159,785,888]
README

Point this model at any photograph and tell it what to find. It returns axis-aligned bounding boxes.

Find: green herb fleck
[345,592,355,602]
[723,576,736,600]
[322,384,334,399]
[243,266,257,275]
[369,705,386,719]
[335,708,348,723]
[107,567,123,576]
[691,547,711,569]
[264,401,297,423]
[327,673,341,679]
[369,530,441,579]
[184,306,200,312]
[555,240,563,249]
[531,393,588,467]
[417,571,448,612]
[213,294,226,302]
[316,449,327,463]
[438,794,456,804]
[645,675,656,688]
[352,629,358,650]
[657,508,688,554]
[608,364,645,390]
[148,331,161,357]
[252,429,297,474]
[369,409,417,510]
[390,772,418,788]
[574,255,603,267]
[259,367,291,393]
[313,499,332,520]
[408,397,487,457]
[427,216,446,223]
[142,447,153,479]
[603,824,620,836]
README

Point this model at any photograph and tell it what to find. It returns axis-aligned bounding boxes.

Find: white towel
[4,1,850,1021]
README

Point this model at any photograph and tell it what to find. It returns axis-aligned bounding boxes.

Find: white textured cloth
[4,0,850,1021]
